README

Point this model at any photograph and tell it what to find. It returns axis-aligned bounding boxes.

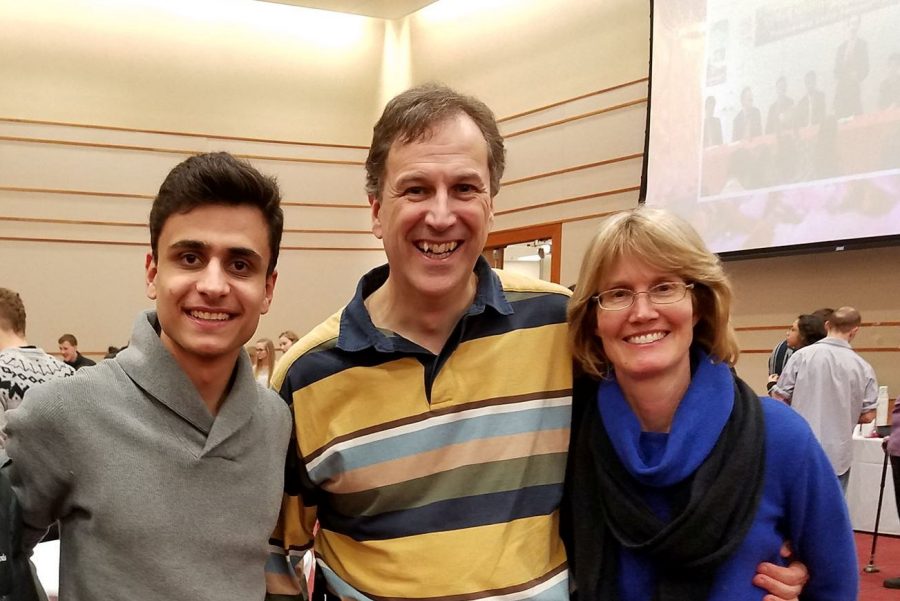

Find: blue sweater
[599,362,858,600]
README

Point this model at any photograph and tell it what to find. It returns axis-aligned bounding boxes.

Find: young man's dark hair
[149,152,284,274]
[365,83,506,198]
[0,289,26,336]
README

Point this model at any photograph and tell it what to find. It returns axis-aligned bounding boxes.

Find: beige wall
[0,0,388,354]
[728,247,900,395]
[1,0,383,143]
[406,1,648,116]
[1,0,897,400]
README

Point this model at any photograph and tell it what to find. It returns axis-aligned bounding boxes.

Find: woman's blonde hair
[567,207,739,379]
[253,338,276,385]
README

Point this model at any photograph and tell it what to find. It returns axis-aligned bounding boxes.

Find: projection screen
[643,0,900,257]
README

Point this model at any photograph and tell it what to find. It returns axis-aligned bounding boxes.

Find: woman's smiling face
[594,255,698,387]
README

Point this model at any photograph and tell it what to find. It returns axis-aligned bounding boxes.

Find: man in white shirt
[771,306,878,491]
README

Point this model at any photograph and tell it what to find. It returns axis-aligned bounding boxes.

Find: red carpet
[857,532,900,600]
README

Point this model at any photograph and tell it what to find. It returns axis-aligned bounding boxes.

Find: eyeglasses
[591,282,694,311]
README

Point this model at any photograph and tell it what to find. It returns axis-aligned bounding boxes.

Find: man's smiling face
[145,203,276,371]
[369,113,494,304]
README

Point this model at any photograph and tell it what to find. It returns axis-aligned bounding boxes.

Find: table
[700,107,900,196]
[847,435,900,534]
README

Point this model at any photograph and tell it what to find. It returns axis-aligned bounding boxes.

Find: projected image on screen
[644,0,900,255]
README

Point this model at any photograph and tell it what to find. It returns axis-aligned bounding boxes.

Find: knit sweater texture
[4,310,291,601]
[0,346,74,444]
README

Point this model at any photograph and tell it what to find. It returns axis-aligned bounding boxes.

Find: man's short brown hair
[58,333,78,346]
[365,83,506,199]
[0,288,26,335]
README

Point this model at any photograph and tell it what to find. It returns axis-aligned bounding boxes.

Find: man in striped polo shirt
[265,85,807,601]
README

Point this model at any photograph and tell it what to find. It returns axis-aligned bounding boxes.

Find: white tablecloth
[847,435,900,534]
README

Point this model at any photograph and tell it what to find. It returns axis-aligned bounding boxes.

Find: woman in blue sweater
[562,207,857,600]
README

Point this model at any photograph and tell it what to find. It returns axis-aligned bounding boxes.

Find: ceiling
[256,0,439,19]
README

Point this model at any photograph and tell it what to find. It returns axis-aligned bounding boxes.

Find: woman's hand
[753,543,809,601]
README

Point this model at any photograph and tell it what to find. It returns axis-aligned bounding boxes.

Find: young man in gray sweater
[3,152,292,600]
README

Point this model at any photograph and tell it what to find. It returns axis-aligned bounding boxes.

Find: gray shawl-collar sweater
[5,310,291,600]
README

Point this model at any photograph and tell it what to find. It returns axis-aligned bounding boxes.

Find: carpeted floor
[857,532,900,600]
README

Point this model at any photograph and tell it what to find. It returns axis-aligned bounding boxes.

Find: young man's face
[145,204,276,370]
[59,341,77,362]
[370,113,494,304]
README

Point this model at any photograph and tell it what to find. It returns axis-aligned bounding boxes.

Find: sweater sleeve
[4,382,75,551]
[781,412,858,600]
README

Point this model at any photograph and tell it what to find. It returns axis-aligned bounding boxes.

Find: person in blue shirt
[562,206,856,600]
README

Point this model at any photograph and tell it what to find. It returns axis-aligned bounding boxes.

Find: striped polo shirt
[269,258,573,601]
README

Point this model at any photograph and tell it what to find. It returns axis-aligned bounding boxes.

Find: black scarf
[561,368,766,601]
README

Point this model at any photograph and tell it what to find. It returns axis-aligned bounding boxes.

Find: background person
[253,338,275,387]
[766,76,794,134]
[57,334,95,370]
[703,95,723,147]
[277,330,298,354]
[771,306,878,491]
[794,71,826,128]
[0,288,74,445]
[563,207,856,600]
[766,308,832,390]
[766,313,827,393]
[732,86,763,142]
[833,14,869,118]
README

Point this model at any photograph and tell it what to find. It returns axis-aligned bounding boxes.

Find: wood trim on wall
[742,347,899,353]
[504,98,648,139]
[0,215,373,235]
[0,135,364,166]
[0,185,370,209]
[3,77,649,150]
[0,215,146,228]
[0,185,153,200]
[0,236,146,247]
[0,235,383,251]
[497,78,650,123]
[494,186,640,217]
[4,77,650,148]
[735,322,900,331]
[0,117,369,150]
[561,209,626,224]
[282,201,369,209]
[502,153,644,187]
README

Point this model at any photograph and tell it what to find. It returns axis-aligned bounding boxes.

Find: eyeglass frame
[591,282,695,311]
